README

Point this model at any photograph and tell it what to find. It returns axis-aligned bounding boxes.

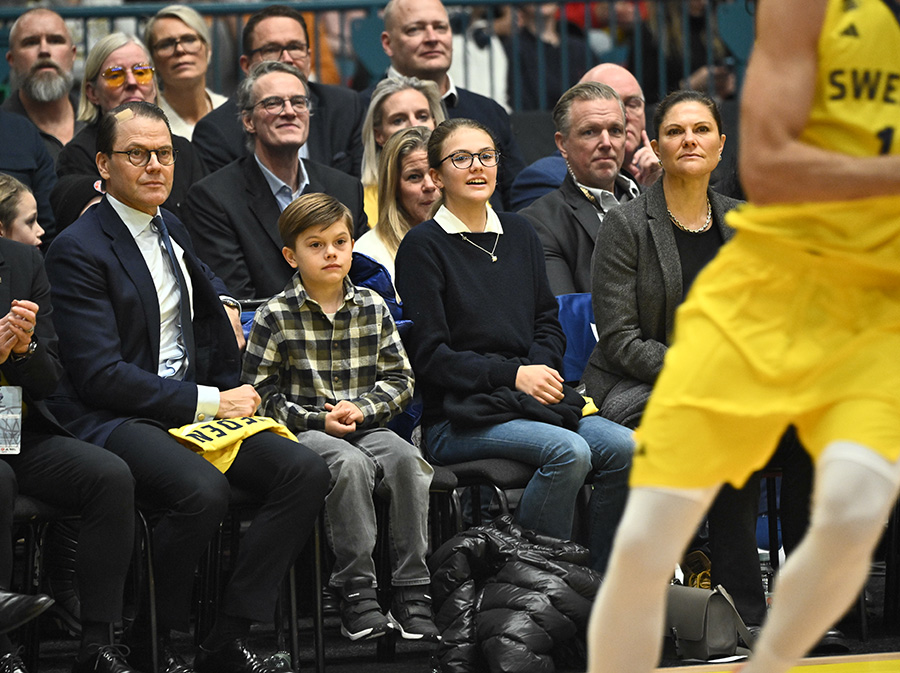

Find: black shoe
[194,639,288,673]
[387,586,440,642]
[71,645,141,673]
[129,635,193,673]
[811,628,850,655]
[0,652,28,673]
[0,591,54,635]
[338,579,390,641]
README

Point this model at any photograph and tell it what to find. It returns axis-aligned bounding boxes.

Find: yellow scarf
[169,416,297,472]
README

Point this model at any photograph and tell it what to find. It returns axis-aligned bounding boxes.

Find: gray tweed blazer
[582,180,740,420]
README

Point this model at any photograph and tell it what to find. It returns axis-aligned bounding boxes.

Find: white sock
[587,485,718,673]
[744,441,900,673]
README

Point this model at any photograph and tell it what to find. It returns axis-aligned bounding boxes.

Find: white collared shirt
[254,154,310,212]
[108,195,219,421]
[575,172,641,222]
[433,204,503,235]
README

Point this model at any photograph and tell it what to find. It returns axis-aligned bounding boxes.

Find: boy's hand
[323,401,363,437]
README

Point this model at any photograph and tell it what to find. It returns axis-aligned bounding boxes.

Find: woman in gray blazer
[583,90,737,427]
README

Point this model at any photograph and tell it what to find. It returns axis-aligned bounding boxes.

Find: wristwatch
[11,337,37,362]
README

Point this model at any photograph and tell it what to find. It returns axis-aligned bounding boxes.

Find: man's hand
[323,400,363,437]
[630,130,662,187]
[0,300,39,364]
[515,365,565,405]
[217,384,260,418]
[224,304,246,351]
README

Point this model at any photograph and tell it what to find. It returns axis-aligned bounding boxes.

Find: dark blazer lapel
[242,157,284,251]
[645,181,684,337]
[561,175,603,244]
[98,199,163,360]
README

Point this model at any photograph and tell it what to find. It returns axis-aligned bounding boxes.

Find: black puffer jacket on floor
[429,515,601,673]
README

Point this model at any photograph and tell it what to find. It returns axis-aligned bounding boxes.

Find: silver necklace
[668,198,712,234]
[459,232,500,262]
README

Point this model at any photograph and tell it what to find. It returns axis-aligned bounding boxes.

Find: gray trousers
[299,427,434,588]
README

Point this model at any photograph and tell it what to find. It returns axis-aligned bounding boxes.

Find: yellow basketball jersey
[727,0,900,272]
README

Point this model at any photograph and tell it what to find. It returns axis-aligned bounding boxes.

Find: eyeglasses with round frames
[110,147,177,167]
[440,150,501,170]
[250,95,313,116]
[247,42,309,61]
[152,34,204,57]
[100,63,155,88]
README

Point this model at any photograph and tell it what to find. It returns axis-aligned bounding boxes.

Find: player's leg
[744,440,900,673]
[587,484,719,673]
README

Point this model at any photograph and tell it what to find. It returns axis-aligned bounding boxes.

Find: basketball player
[587,1,900,672]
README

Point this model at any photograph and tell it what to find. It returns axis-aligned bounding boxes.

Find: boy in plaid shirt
[242,194,437,642]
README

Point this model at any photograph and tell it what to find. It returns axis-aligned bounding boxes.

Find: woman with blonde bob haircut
[145,4,227,139]
[360,76,444,225]
[77,33,155,124]
[62,32,207,219]
[355,126,437,288]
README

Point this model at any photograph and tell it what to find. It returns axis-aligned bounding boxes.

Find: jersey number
[877,126,895,155]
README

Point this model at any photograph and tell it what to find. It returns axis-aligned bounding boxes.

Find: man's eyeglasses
[152,34,204,57]
[251,95,313,116]
[100,63,155,87]
[111,147,177,167]
[622,96,645,112]
[440,150,501,170]
[247,42,309,61]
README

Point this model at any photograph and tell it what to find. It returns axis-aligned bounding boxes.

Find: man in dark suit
[520,82,639,296]
[45,101,330,673]
[373,0,526,211]
[510,64,661,211]
[0,237,137,673]
[184,61,366,301]
[192,5,364,177]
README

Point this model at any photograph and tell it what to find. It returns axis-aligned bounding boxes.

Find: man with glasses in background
[46,100,329,673]
[183,62,366,300]
[192,4,365,176]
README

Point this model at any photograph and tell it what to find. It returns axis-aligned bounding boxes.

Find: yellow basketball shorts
[632,232,900,490]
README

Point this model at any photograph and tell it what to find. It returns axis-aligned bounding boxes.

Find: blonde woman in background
[360,76,444,225]
[145,4,227,140]
[355,126,437,291]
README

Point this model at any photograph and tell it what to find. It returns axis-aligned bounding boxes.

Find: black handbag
[665,583,756,661]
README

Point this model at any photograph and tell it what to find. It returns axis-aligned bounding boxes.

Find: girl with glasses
[395,118,634,570]
[57,32,207,221]
[144,5,228,141]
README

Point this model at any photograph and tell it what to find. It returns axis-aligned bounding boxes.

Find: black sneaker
[387,586,440,642]
[338,579,390,641]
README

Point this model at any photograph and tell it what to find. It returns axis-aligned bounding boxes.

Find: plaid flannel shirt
[241,276,414,433]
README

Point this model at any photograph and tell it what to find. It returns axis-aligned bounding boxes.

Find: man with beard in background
[4,8,83,161]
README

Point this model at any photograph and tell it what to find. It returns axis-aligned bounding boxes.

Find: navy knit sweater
[395,211,565,425]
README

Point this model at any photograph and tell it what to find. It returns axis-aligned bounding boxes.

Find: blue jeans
[425,415,633,569]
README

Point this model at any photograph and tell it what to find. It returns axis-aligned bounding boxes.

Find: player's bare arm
[740,0,900,205]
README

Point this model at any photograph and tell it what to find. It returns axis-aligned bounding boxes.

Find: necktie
[151,215,196,380]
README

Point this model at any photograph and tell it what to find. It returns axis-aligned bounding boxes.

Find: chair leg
[136,510,159,673]
[21,521,41,673]
[313,513,326,673]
